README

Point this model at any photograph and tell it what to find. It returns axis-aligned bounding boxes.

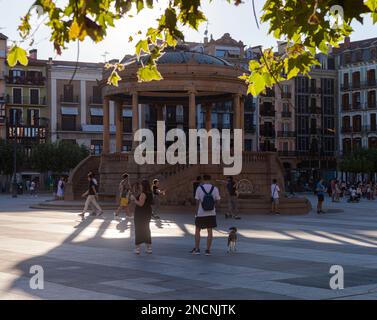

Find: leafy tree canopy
[340,148,377,173]
[31,141,89,173]
[7,0,377,94]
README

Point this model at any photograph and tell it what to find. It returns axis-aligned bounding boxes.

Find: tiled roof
[333,37,377,54]
[0,33,8,40]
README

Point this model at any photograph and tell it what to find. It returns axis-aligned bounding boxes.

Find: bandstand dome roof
[121,49,231,67]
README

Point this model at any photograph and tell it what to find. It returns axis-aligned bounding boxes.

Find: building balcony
[5,76,46,86]
[5,95,47,106]
[89,96,103,105]
[278,151,297,157]
[7,124,47,140]
[260,129,275,137]
[309,87,322,94]
[362,125,377,133]
[367,103,377,109]
[281,92,291,99]
[260,89,275,97]
[341,84,349,91]
[60,95,79,104]
[309,107,321,114]
[352,103,362,110]
[341,127,352,133]
[281,111,292,118]
[277,131,296,138]
[342,105,351,112]
[244,125,256,134]
[364,79,376,87]
[260,110,275,117]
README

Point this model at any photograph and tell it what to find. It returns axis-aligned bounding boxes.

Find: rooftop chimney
[29,49,37,60]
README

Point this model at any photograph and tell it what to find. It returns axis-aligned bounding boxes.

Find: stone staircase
[64,155,101,200]
[65,151,312,214]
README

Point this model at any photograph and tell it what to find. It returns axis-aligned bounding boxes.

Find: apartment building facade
[335,37,377,155]
[0,33,7,140]
[294,54,338,182]
[4,49,48,161]
[186,33,258,151]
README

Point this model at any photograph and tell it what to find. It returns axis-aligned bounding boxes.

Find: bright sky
[0,0,376,63]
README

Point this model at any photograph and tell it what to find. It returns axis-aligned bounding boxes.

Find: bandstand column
[102,96,110,154]
[233,93,241,129]
[240,95,245,151]
[132,92,139,149]
[188,90,196,129]
[156,104,164,121]
[205,103,212,131]
[115,100,123,153]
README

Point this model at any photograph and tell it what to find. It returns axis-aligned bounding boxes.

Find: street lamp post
[11,122,18,198]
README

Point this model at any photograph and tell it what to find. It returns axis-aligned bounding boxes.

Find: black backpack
[200,185,215,211]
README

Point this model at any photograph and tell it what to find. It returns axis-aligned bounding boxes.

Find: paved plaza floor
[0,193,376,300]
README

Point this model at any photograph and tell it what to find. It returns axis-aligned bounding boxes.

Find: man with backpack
[191,174,220,256]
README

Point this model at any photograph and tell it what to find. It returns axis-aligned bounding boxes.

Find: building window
[12,88,22,104]
[92,86,102,104]
[91,140,102,155]
[352,115,362,132]
[352,71,361,88]
[9,108,22,125]
[91,115,103,125]
[122,116,132,133]
[122,141,132,152]
[61,115,76,131]
[27,109,39,126]
[63,84,74,102]
[30,89,40,105]
[370,114,376,131]
[368,90,376,108]
[352,92,361,109]
[0,102,5,120]
[245,139,253,151]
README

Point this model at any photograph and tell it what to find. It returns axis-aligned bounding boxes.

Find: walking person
[79,173,103,218]
[191,174,221,256]
[225,176,240,219]
[270,179,281,215]
[56,177,65,200]
[130,179,154,255]
[316,178,326,214]
[152,179,165,220]
[114,173,132,219]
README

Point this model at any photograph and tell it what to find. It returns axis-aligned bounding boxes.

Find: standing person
[331,179,337,202]
[270,179,281,215]
[130,180,154,255]
[192,176,202,198]
[56,177,65,200]
[225,176,240,219]
[191,174,221,256]
[335,180,341,202]
[152,179,165,219]
[30,180,36,197]
[316,178,326,214]
[79,173,103,218]
[114,173,132,219]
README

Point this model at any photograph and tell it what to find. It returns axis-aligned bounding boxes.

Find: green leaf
[107,71,122,87]
[137,64,163,82]
[7,46,28,67]
[135,39,149,58]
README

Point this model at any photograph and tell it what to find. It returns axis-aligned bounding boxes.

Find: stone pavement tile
[155,287,298,300]
[0,272,129,300]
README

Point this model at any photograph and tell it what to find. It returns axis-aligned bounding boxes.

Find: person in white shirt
[190,175,221,256]
[271,179,281,215]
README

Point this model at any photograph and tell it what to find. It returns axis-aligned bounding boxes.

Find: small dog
[227,227,238,253]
